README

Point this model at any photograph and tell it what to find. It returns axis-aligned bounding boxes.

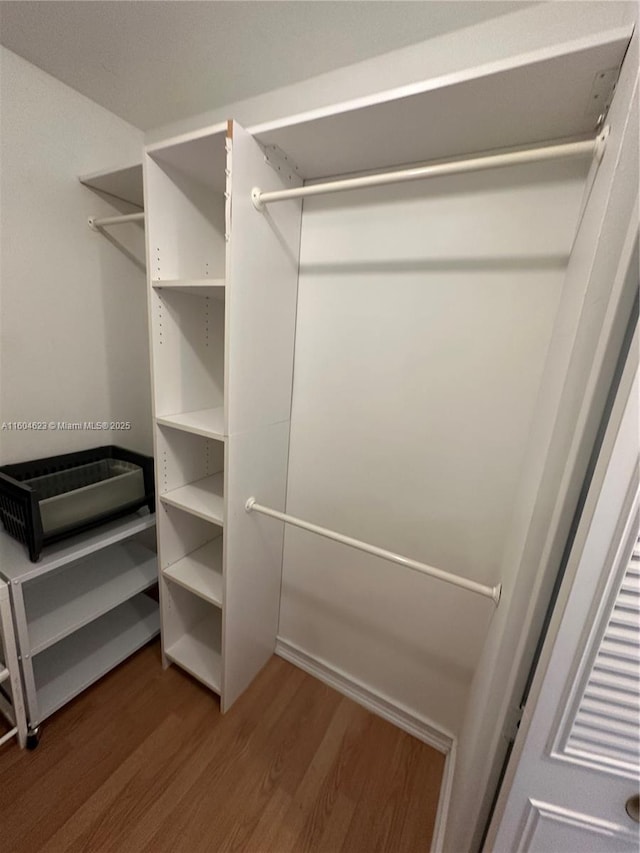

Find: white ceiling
[0,1,535,131]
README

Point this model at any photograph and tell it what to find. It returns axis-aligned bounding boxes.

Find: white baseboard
[432,739,456,853]
[275,637,456,852]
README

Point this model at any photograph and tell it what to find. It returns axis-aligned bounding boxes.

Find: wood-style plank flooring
[0,641,445,852]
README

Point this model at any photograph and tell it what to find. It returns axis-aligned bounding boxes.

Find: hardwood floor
[0,641,445,852]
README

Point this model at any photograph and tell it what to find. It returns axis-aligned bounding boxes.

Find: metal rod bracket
[251,188,265,212]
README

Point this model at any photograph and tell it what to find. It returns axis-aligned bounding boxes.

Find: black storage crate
[0,446,155,562]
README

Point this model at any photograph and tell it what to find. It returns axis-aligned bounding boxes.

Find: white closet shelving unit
[143,28,633,716]
[144,121,301,709]
[144,127,227,695]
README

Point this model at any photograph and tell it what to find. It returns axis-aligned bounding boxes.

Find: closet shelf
[156,407,225,441]
[164,611,222,692]
[152,278,225,299]
[163,538,223,606]
[24,539,157,656]
[147,127,228,194]
[0,511,155,585]
[32,593,160,722]
[160,473,224,525]
[79,162,143,208]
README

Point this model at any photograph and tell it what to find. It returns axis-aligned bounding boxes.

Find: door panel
[486,360,639,852]
[521,800,638,853]
[559,534,640,775]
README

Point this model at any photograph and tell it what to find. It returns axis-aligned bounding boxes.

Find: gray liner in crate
[25,460,146,536]
[0,446,155,562]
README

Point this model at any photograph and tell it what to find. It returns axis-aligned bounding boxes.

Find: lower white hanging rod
[251,128,608,211]
[245,497,501,605]
[88,211,145,230]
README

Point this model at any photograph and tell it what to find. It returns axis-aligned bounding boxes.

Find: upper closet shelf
[249,28,631,180]
[152,278,225,298]
[146,124,228,193]
[79,161,143,208]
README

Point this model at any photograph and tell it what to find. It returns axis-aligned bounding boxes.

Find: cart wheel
[26,726,41,750]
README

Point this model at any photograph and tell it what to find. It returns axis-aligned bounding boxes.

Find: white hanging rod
[88,211,145,230]
[245,497,501,605]
[251,128,609,211]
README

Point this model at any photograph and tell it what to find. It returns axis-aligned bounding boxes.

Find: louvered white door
[563,536,640,774]
[488,364,640,852]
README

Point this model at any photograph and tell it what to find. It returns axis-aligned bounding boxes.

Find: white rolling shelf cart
[0,511,159,747]
[0,158,161,749]
[0,577,26,749]
[144,119,301,711]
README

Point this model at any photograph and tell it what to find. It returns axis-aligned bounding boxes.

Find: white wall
[278,160,588,736]
[0,48,152,464]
